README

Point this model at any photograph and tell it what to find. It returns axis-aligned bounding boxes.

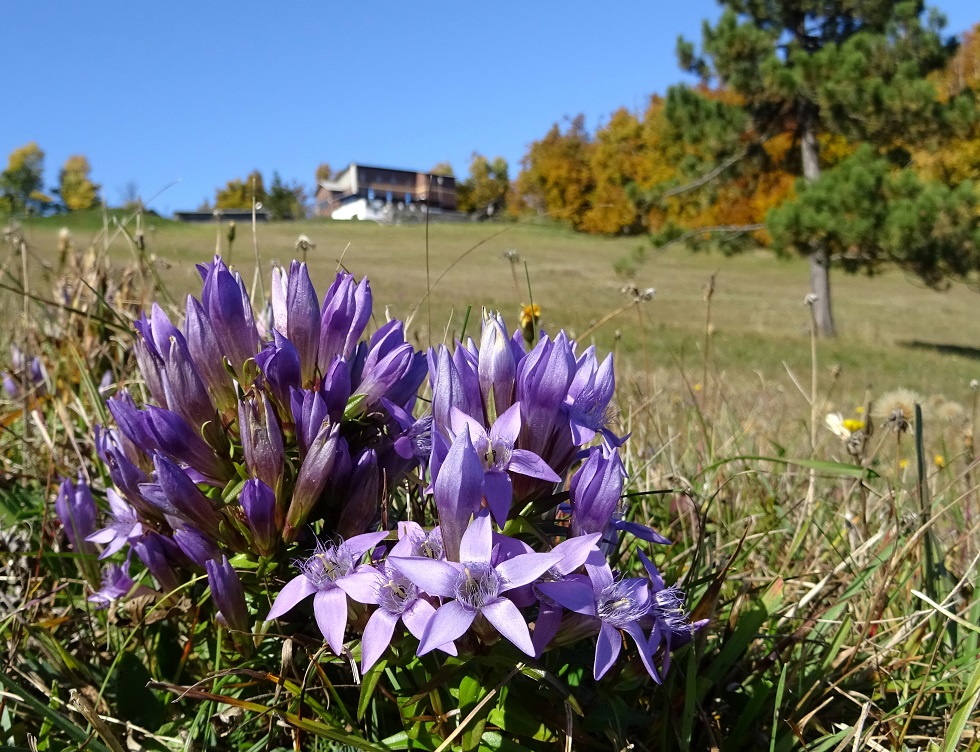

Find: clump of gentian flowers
[56,255,703,685]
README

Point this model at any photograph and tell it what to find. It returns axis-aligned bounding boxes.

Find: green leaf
[358,658,388,721]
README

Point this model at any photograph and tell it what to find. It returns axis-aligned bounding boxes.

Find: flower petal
[482,597,535,655]
[418,601,475,656]
[482,471,512,527]
[313,588,349,655]
[490,402,522,444]
[344,531,389,560]
[266,575,317,621]
[360,608,398,672]
[595,622,621,680]
[336,569,382,605]
[624,621,661,683]
[507,449,561,482]
[496,550,559,590]
[536,580,597,616]
[458,511,493,564]
[402,599,437,644]
[387,557,459,597]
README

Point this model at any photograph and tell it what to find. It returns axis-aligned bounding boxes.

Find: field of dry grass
[14,211,980,405]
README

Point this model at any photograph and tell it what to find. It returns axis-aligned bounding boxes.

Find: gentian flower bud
[95,426,148,507]
[132,305,181,409]
[478,311,517,421]
[255,332,301,410]
[205,555,250,636]
[284,261,321,387]
[199,256,259,380]
[336,449,380,539]
[283,421,342,542]
[132,533,182,593]
[184,296,237,413]
[240,479,278,556]
[569,447,625,540]
[162,334,226,452]
[54,477,98,556]
[429,345,481,435]
[290,387,329,460]
[107,391,158,457]
[317,273,371,372]
[173,523,222,567]
[146,453,224,538]
[238,389,285,494]
[142,405,234,482]
[353,342,425,411]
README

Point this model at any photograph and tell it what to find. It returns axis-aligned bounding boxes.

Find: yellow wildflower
[934,454,945,468]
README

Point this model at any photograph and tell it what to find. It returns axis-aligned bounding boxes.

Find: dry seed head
[873,388,922,433]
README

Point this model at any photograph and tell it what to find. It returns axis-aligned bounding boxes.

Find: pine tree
[672,0,974,336]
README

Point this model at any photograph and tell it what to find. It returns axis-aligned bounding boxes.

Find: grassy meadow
[2,210,980,750]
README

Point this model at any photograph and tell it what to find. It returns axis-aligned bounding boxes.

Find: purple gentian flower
[266,531,388,655]
[388,512,557,657]
[383,398,432,468]
[142,405,234,483]
[477,312,517,420]
[336,449,380,539]
[566,348,622,447]
[537,560,659,681]
[638,550,705,674]
[172,523,222,567]
[255,332,302,410]
[238,389,285,494]
[342,527,457,672]
[430,426,485,562]
[272,261,321,387]
[353,322,426,411]
[86,489,143,559]
[428,345,481,436]
[88,556,156,608]
[317,272,372,373]
[448,404,561,525]
[198,256,260,380]
[131,533,182,593]
[283,421,343,542]
[240,479,279,556]
[94,426,150,512]
[569,447,625,540]
[53,477,98,556]
[206,555,250,635]
[185,295,237,413]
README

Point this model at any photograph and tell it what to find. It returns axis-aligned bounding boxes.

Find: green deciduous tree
[1,142,50,215]
[457,153,510,216]
[673,0,973,336]
[58,155,99,211]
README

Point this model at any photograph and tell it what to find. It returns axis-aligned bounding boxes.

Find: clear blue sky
[4,0,977,216]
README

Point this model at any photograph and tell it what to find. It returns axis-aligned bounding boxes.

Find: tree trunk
[800,113,836,337]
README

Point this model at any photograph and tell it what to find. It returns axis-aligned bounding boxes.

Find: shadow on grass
[900,339,980,360]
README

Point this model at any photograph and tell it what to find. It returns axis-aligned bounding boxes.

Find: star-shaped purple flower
[537,560,659,681]
[341,525,456,672]
[265,531,388,655]
[388,512,557,657]
[448,404,560,525]
[86,489,144,559]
